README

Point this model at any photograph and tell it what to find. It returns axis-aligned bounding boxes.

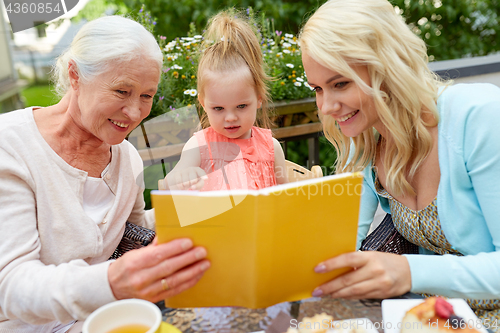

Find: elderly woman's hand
[108,238,210,303]
[312,251,411,299]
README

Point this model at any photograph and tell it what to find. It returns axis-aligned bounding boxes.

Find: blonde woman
[300,0,500,323]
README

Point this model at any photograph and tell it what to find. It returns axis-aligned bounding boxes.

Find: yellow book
[152,172,363,309]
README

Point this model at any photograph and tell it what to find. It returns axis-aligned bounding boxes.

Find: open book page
[152,172,363,308]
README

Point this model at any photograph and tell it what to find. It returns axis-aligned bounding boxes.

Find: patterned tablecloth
[159,297,385,333]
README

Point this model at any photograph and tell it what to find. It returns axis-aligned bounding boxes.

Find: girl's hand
[166,167,208,190]
[312,251,411,299]
[108,238,210,303]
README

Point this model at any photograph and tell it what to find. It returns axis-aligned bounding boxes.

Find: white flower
[194,35,202,39]
[288,39,297,45]
[276,52,283,57]
[304,82,314,91]
[294,82,302,87]
[184,89,198,96]
[171,64,183,70]
[296,77,304,82]
[283,42,292,48]
[181,37,194,41]
[165,54,179,60]
[285,33,294,38]
[286,63,294,68]
[283,49,291,54]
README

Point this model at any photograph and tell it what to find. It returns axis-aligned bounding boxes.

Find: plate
[381,299,488,333]
[251,318,378,333]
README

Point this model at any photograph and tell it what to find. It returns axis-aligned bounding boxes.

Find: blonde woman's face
[302,52,382,138]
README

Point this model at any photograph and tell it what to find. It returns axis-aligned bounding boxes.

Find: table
[159,297,384,333]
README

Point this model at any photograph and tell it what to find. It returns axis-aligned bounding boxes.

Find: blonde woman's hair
[52,16,162,98]
[299,0,445,196]
[197,9,272,129]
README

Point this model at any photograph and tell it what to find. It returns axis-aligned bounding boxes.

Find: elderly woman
[0,16,210,331]
[300,0,500,324]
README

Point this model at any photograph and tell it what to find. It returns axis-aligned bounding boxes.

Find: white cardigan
[0,108,155,332]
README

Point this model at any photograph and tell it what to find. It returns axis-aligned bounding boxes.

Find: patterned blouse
[374,176,500,322]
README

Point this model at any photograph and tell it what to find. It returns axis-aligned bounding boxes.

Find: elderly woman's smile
[71,56,160,145]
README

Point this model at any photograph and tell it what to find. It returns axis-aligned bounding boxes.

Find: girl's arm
[164,136,207,190]
[273,138,288,184]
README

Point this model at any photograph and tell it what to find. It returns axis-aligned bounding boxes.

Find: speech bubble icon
[4,0,79,33]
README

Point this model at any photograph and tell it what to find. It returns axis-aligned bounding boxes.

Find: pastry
[401,297,480,333]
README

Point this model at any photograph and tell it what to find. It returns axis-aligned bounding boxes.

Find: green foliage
[260,16,315,101]
[80,0,500,62]
[391,0,500,61]
[71,0,129,23]
[143,162,174,210]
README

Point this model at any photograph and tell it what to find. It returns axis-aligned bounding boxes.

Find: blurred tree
[391,0,500,61]
[75,0,499,60]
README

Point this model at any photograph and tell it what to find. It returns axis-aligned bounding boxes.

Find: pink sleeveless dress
[194,126,277,191]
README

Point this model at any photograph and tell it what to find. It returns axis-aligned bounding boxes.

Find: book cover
[151,172,363,308]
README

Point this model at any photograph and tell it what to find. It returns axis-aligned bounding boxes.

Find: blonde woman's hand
[108,238,210,303]
[165,167,208,190]
[311,251,411,299]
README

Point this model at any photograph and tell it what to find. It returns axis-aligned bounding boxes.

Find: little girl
[164,10,288,191]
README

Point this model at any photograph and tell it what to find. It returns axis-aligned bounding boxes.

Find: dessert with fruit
[401,297,480,333]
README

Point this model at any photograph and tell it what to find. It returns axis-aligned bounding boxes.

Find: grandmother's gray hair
[52,15,163,97]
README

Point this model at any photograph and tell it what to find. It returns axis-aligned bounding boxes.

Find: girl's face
[302,52,384,138]
[199,66,261,140]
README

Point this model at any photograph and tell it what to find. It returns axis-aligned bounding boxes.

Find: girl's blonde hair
[197,10,272,129]
[299,0,445,196]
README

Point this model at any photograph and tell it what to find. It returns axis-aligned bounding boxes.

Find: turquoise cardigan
[356,83,500,299]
